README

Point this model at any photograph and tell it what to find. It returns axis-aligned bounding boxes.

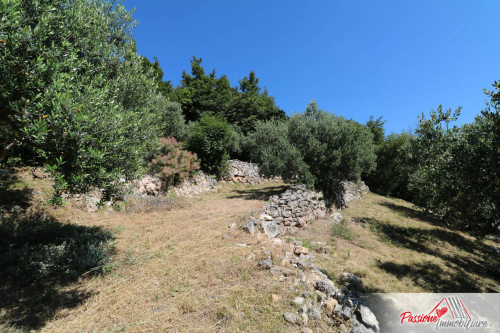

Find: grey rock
[262,221,279,238]
[307,306,322,320]
[357,305,379,332]
[341,305,353,319]
[283,312,302,325]
[315,279,337,298]
[331,212,343,223]
[293,296,305,305]
[241,221,256,234]
[221,234,229,240]
[258,259,272,269]
[340,272,360,285]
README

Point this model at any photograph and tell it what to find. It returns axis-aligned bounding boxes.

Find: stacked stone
[244,184,327,237]
[172,172,219,197]
[335,181,370,208]
[258,240,379,332]
[224,159,262,184]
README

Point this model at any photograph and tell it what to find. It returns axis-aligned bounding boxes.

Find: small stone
[315,279,337,298]
[357,305,380,332]
[228,223,237,229]
[301,328,313,333]
[271,294,280,302]
[241,221,256,234]
[262,221,279,238]
[341,305,352,319]
[307,306,322,320]
[301,312,309,325]
[259,259,273,269]
[245,254,255,261]
[261,214,273,221]
[222,234,229,240]
[315,290,327,302]
[331,212,343,223]
[322,298,338,316]
[294,246,309,255]
[235,243,247,247]
[269,266,282,276]
[340,272,360,285]
[283,312,302,325]
[293,296,305,305]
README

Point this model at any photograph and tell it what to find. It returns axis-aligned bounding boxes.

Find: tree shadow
[0,208,114,330]
[379,201,443,227]
[0,169,33,210]
[227,185,289,201]
[377,261,486,292]
[362,216,500,291]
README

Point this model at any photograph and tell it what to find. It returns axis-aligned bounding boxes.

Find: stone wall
[334,181,370,208]
[223,159,263,184]
[243,184,327,237]
[171,172,219,197]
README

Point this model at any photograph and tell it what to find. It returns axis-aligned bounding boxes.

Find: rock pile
[224,159,263,184]
[335,181,369,208]
[133,175,163,196]
[258,238,379,332]
[243,184,327,237]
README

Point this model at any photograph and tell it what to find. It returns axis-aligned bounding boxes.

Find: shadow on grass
[0,208,114,330]
[379,201,443,226]
[376,261,490,292]
[227,185,289,201]
[0,170,33,210]
[361,216,500,292]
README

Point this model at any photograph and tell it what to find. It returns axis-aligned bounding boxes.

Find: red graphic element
[436,307,448,318]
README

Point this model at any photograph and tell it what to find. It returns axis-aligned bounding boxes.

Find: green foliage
[409,95,500,237]
[172,58,285,135]
[149,137,200,188]
[225,71,286,134]
[365,132,415,199]
[173,57,233,122]
[0,206,115,283]
[0,0,179,198]
[365,116,386,146]
[249,101,376,203]
[186,114,235,178]
[248,120,313,184]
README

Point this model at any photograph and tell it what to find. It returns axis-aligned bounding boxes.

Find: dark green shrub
[365,132,415,200]
[186,114,235,178]
[0,207,115,284]
[249,101,376,204]
[0,0,177,199]
[149,137,200,188]
[409,93,500,237]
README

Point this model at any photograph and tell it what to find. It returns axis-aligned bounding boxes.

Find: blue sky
[125,0,499,134]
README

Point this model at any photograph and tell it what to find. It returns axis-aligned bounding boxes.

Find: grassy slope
[297,193,499,294]
[1,169,499,332]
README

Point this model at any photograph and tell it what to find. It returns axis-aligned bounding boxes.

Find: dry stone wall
[335,181,370,208]
[223,159,263,184]
[243,184,327,237]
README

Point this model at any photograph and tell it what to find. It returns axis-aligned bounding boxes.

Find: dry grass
[1,175,301,332]
[295,193,500,294]
[2,169,499,332]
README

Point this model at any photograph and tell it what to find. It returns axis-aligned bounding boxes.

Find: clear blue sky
[125,0,499,134]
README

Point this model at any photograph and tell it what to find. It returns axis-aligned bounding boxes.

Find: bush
[149,137,200,188]
[0,0,177,199]
[409,97,500,238]
[365,132,415,200]
[0,207,115,283]
[186,114,235,178]
[249,101,376,204]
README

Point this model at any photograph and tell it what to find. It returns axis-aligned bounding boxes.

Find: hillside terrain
[1,168,498,332]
